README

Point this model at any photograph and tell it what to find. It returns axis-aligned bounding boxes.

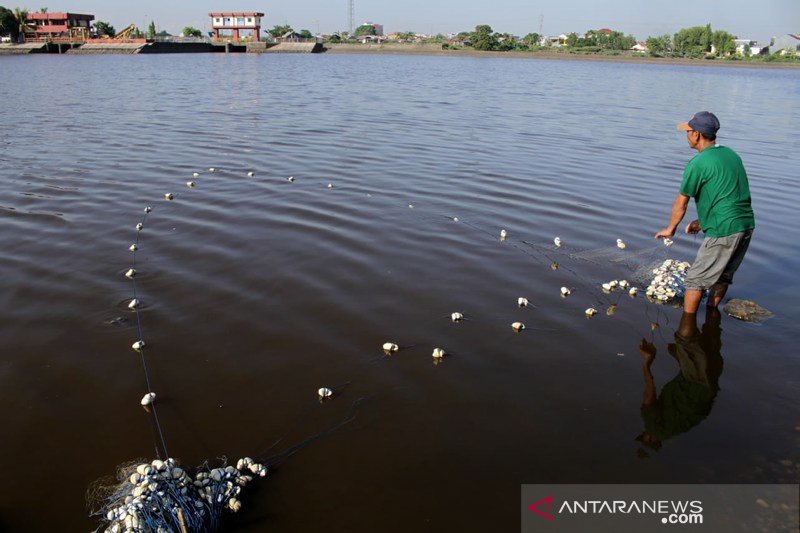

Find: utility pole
[539,14,543,36]
[348,0,354,34]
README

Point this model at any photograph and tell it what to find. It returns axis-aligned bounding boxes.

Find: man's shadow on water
[636,308,724,456]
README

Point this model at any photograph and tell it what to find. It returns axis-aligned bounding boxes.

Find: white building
[733,39,764,56]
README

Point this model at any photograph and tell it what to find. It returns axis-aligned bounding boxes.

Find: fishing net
[87,457,266,533]
[642,259,691,303]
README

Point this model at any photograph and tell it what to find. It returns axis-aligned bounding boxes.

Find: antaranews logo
[527,496,703,526]
[527,496,555,521]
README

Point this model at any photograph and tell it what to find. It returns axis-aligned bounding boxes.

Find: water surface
[0,53,798,531]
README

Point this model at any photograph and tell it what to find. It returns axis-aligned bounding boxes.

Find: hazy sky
[18,0,800,41]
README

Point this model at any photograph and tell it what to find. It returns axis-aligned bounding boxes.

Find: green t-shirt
[679,145,755,238]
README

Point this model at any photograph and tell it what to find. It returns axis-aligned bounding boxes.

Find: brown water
[0,54,798,532]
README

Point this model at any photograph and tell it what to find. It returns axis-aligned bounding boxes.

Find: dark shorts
[684,229,753,291]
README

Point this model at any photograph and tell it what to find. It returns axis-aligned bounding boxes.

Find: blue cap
[677,111,720,137]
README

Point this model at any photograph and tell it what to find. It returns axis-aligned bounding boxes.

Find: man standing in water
[656,112,755,314]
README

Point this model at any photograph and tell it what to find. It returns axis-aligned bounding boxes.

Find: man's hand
[685,220,701,234]
[655,194,690,240]
[655,227,675,239]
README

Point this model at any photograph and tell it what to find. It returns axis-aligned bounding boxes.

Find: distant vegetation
[94,21,115,37]
[182,26,202,38]
[1,6,797,64]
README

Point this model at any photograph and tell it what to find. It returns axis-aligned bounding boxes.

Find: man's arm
[655,194,690,239]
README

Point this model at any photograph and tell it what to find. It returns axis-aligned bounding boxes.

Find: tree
[95,21,115,37]
[565,32,580,48]
[0,5,17,38]
[182,26,201,37]
[13,7,27,42]
[470,24,498,51]
[354,24,376,37]
[711,30,735,56]
[522,32,541,47]
[38,6,46,13]
[742,42,751,57]
[603,31,635,50]
[645,34,672,55]
[674,25,714,56]
[268,24,292,38]
[495,32,516,51]
[298,29,313,39]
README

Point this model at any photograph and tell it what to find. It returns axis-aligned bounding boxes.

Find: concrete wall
[325,43,443,54]
[0,43,47,54]
[264,42,322,53]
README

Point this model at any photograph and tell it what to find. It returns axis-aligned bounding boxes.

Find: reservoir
[0,53,798,531]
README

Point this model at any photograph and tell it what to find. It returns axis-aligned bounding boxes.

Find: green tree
[674,25,714,56]
[298,29,313,39]
[565,32,580,47]
[711,30,735,56]
[742,42,751,57]
[494,32,515,51]
[268,24,292,38]
[146,20,156,39]
[522,32,541,47]
[0,5,17,38]
[604,31,635,50]
[13,7,28,42]
[354,24,376,36]
[645,34,672,55]
[95,21,115,37]
[38,6,46,12]
[701,23,713,51]
[471,24,498,51]
[582,30,599,47]
[182,26,201,37]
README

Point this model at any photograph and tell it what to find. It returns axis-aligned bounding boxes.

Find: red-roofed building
[25,12,94,41]
[209,12,264,42]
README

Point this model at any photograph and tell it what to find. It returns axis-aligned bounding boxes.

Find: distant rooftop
[208,12,264,17]
[27,12,94,21]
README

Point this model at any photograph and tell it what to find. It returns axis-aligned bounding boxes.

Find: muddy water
[0,54,798,531]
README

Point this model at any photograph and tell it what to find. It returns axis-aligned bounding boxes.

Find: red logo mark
[528,495,555,521]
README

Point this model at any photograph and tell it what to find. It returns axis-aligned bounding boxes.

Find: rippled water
[1,54,799,531]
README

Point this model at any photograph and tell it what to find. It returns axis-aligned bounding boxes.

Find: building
[733,39,765,56]
[209,12,264,42]
[544,34,568,47]
[631,41,648,53]
[25,12,94,41]
[769,34,800,56]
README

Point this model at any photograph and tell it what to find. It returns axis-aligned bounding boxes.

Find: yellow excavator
[113,24,137,39]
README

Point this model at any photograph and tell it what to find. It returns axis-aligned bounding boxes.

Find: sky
[12,0,799,42]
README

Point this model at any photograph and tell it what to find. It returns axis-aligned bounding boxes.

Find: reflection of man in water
[636,309,724,451]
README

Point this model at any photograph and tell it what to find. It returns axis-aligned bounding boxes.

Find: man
[656,111,755,314]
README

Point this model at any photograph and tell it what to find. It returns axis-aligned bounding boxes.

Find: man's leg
[683,289,703,314]
[707,282,729,308]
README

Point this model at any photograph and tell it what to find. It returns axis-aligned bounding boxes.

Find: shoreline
[324,44,800,69]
